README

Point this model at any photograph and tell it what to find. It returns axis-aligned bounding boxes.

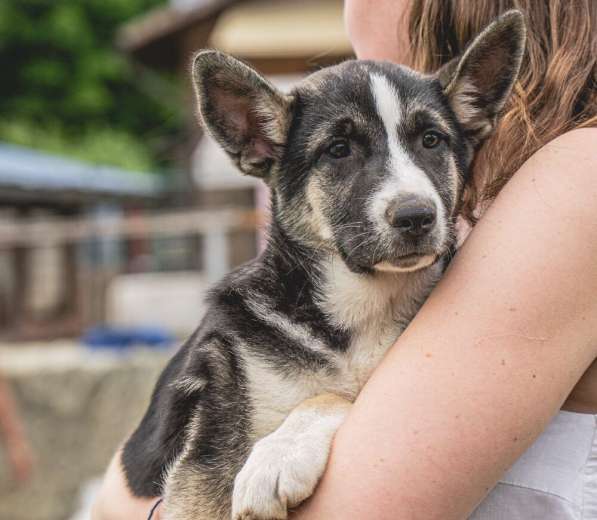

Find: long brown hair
[407,0,597,223]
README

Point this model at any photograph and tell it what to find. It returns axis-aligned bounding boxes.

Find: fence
[0,208,262,341]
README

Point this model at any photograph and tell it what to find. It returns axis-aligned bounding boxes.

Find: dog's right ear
[437,10,526,145]
[192,50,293,180]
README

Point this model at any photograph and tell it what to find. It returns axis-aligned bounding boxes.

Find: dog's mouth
[336,234,446,275]
[374,252,439,273]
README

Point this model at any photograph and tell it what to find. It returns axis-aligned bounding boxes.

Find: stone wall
[0,343,171,520]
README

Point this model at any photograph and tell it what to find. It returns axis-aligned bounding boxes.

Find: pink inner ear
[471,46,510,94]
[212,88,251,136]
[251,136,274,159]
[229,109,249,135]
[212,87,277,161]
[211,87,277,160]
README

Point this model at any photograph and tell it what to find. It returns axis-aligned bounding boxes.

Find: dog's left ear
[192,50,293,180]
[438,10,526,144]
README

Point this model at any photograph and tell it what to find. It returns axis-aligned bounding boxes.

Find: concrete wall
[0,344,171,520]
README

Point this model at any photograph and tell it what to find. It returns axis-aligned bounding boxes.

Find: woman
[93,1,597,518]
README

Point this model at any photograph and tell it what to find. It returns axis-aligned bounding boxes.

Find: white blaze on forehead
[368,73,446,241]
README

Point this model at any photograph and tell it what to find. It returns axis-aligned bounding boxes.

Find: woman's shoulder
[505,127,597,214]
[458,128,596,246]
[547,127,597,143]
[527,128,597,179]
[465,127,597,256]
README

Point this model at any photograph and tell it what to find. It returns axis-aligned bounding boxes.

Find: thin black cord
[147,498,163,520]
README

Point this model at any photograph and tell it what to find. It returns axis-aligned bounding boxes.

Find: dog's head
[192,11,525,274]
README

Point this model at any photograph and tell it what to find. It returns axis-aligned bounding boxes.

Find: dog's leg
[162,453,236,520]
[232,393,351,520]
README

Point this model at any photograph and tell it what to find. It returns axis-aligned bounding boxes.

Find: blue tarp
[82,325,175,350]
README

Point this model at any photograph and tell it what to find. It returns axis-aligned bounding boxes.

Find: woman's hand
[92,450,160,520]
[292,130,597,519]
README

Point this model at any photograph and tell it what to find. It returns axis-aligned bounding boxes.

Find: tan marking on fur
[448,77,481,124]
[446,154,461,212]
[303,124,331,158]
[305,177,334,240]
[294,392,352,412]
[410,105,454,136]
[254,93,294,145]
[163,468,229,520]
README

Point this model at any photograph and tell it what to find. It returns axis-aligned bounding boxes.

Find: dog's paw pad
[231,436,323,520]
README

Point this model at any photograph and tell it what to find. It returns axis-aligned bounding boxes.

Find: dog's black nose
[385,199,437,238]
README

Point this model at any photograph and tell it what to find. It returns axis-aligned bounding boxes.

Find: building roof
[0,142,163,205]
[209,0,351,59]
[117,0,239,67]
[117,0,351,72]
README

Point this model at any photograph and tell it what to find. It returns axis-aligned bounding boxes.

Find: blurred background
[0,1,352,518]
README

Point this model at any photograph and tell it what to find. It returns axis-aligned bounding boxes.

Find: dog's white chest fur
[245,256,441,440]
[320,257,440,395]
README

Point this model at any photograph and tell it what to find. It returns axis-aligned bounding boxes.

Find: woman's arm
[294,129,597,520]
[92,133,597,520]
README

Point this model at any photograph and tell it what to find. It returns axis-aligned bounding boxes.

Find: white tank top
[470,410,597,519]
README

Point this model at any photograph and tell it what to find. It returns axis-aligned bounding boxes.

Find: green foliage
[0,0,182,171]
[0,119,155,171]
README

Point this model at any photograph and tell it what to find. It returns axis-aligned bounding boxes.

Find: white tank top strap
[470,410,597,519]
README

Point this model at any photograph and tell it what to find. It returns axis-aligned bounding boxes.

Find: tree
[0,0,182,171]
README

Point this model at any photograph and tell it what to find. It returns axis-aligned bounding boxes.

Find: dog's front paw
[231,434,325,520]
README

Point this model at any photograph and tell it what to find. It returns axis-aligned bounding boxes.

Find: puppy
[122,11,525,520]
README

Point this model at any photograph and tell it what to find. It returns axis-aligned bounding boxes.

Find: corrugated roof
[0,142,163,201]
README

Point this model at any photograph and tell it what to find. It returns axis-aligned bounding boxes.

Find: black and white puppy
[122,11,525,520]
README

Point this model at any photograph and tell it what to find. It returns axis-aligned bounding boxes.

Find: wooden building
[0,142,163,340]
[117,0,353,269]
[118,0,352,75]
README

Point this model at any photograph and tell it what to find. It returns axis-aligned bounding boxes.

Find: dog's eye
[422,131,442,149]
[326,139,351,159]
